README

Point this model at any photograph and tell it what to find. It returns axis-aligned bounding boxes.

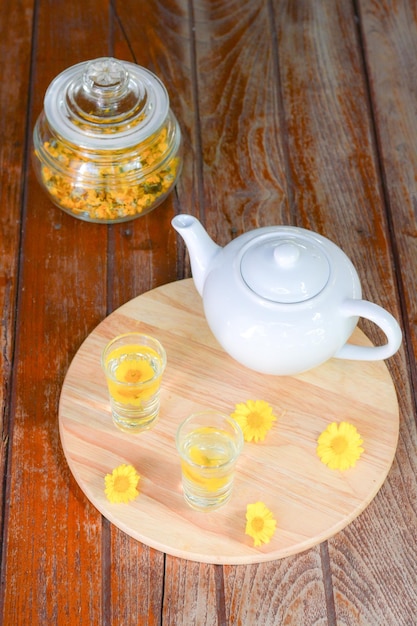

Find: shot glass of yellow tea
[176,411,243,511]
[101,332,167,432]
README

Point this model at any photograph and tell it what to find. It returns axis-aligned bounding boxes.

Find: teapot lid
[43,57,169,149]
[240,233,330,303]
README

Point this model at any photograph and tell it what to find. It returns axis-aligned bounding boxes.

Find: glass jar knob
[83,58,129,100]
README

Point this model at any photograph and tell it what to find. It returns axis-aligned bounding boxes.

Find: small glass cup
[101,332,167,433]
[176,411,244,511]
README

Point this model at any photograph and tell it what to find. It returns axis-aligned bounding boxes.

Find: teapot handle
[335,299,402,361]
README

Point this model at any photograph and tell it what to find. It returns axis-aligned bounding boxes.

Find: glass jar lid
[43,57,170,149]
[240,233,330,303]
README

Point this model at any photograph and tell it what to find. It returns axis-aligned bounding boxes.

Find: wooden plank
[1,1,111,623]
[277,0,395,296]
[109,532,165,626]
[162,559,219,625]
[0,0,33,534]
[110,0,194,307]
[194,0,292,240]
[358,0,417,342]
[223,551,326,625]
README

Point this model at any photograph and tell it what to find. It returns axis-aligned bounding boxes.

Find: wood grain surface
[2,0,417,623]
[59,279,399,564]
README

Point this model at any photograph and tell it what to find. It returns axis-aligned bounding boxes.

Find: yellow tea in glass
[101,332,166,432]
[176,411,243,511]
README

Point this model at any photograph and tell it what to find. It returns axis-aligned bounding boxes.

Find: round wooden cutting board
[59,279,399,564]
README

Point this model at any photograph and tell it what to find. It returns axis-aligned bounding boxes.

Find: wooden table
[1,1,416,623]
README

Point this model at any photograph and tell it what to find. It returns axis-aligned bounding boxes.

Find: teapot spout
[172,214,221,296]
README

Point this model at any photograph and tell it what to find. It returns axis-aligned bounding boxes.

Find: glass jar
[33,57,182,223]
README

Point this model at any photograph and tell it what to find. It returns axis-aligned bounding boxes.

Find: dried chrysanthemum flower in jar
[33,57,182,223]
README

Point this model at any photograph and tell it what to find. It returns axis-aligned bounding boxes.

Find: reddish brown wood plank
[1,1,112,623]
[111,0,195,307]
[358,0,417,345]
[0,0,34,528]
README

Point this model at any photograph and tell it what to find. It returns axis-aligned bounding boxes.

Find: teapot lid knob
[240,235,330,303]
[273,242,301,267]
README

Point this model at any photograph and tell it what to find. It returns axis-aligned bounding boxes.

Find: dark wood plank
[0,0,34,517]
[107,1,193,622]
[110,1,223,622]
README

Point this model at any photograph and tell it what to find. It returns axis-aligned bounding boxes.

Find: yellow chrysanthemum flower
[104,464,140,503]
[317,421,364,470]
[245,502,277,547]
[231,400,277,442]
[105,344,162,405]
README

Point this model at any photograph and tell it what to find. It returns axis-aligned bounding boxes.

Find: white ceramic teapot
[171,214,402,375]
